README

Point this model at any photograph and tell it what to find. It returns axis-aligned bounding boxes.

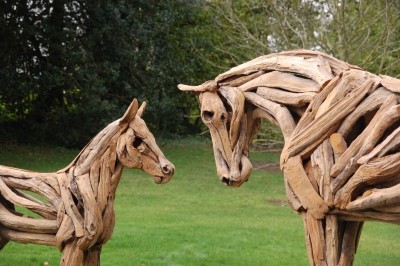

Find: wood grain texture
[0,98,174,266]
[179,49,400,266]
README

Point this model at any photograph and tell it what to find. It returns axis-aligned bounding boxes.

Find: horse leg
[60,239,84,266]
[302,212,328,266]
[0,196,13,250]
[83,245,102,266]
[338,221,363,266]
[325,215,340,266]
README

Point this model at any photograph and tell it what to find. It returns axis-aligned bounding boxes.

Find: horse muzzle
[141,154,174,184]
[154,156,175,184]
[214,148,252,187]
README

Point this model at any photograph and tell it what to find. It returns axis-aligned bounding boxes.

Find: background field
[0,140,399,265]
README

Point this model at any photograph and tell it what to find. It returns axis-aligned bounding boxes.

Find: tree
[203,0,400,148]
[0,0,213,147]
[206,0,400,76]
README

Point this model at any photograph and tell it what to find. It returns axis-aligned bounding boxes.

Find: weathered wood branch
[0,225,56,246]
[257,87,316,107]
[283,156,329,219]
[0,98,174,266]
[286,79,375,161]
[346,183,400,211]
[244,91,296,141]
[0,177,57,219]
[180,50,400,266]
[0,202,58,234]
[334,153,400,209]
[219,87,245,148]
[337,87,393,138]
[331,96,400,192]
[357,126,400,164]
[271,49,360,75]
[238,71,320,93]
[216,54,334,86]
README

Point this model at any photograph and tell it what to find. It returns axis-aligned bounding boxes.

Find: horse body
[179,50,400,265]
[0,99,175,265]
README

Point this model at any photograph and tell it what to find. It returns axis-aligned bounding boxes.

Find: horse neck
[246,91,313,145]
[66,133,124,202]
[91,144,124,197]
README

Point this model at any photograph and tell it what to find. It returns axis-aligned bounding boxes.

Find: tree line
[1,0,399,147]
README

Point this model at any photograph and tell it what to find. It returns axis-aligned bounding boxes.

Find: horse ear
[120,98,139,126]
[137,101,147,117]
[178,80,218,94]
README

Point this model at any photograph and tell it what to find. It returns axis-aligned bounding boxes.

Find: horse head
[178,82,253,187]
[117,99,175,184]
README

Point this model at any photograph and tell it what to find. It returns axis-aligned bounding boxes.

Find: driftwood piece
[315,69,378,118]
[0,202,57,234]
[331,95,400,192]
[331,209,400,223]
[357,126,400,164]
[325,215,339,266]
[252,107,279,126]
[55,215,74,250]
[346,183,400,211]
[1,176,60,211]
[244,92,296,141]
[302,211,326,265]
[284,156,329,219]
[334,153,400,210]
[337,87,393,138]
[338,222,362,266]
[216,54,334,86]
[271,49,360,75]
[380,74,400,93]
[329,133,347,161]
[0,98,174,266]
[238,71,320,93]
[219,87,246,148]
[177,80,218,93]
[178,49,400,266]
[230,115,248,181]
[292,75,340,136]
[257,87,316,107]
[0,225,56,246]
[75,173,103,250]
[0,177,56,219]
[219,71,265,87]
[59,170,85,238]
[311,140,335,206]
[286,79,375,161]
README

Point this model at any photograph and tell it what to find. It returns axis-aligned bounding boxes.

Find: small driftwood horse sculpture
[0,99,175,265]
[179,50,400,266]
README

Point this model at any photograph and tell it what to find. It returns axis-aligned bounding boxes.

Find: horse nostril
[162,165,171,174]
[221,176,230,185]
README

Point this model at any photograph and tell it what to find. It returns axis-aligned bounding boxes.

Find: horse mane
[58,120,123,175]
[215,49,359,87]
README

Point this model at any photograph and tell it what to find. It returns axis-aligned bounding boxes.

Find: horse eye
[133,137,143,148]
[220,113,227,123]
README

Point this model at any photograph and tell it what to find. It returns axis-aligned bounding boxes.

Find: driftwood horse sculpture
[179,50,400,266]
[0,99,175,265]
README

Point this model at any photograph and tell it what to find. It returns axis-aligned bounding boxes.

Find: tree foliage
[1,0,399,147]
[207,0,400,76]
[0,0,212,147]
[205,0,400,147]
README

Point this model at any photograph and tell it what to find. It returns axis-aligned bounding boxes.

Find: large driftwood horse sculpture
[0,99,175,265]
[179,50,400,266]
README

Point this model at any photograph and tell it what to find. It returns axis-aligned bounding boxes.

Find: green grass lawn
[0,140,399,265]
